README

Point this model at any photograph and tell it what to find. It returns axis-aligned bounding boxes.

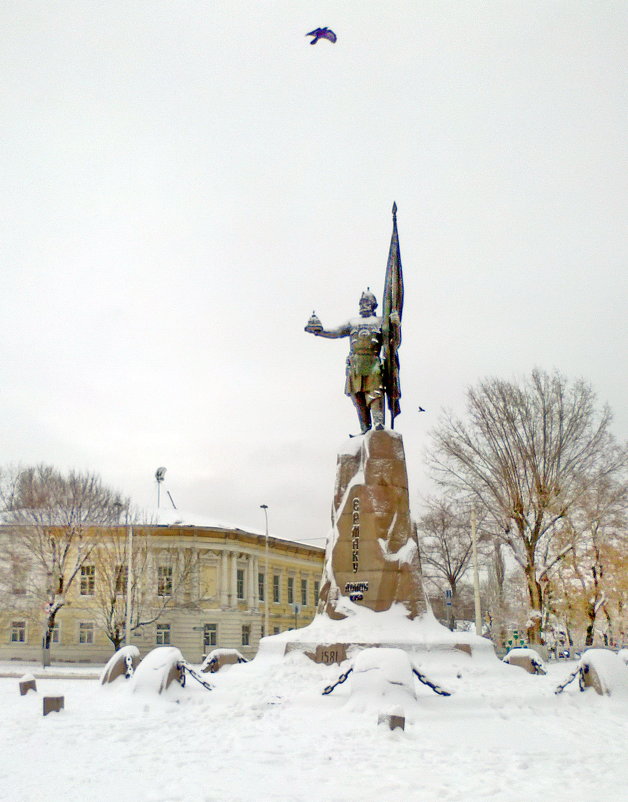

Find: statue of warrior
[305,289,400,434]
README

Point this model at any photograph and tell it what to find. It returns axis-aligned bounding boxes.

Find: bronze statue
[305,204,404,433]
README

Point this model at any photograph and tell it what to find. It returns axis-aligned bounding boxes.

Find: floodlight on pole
[260,504,269,638]
[155,467,167,509]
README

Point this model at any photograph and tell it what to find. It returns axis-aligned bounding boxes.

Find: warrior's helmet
[360,288,378,311]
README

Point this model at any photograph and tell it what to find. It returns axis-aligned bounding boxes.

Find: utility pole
[260,505,269,638]
[471,508,482,636]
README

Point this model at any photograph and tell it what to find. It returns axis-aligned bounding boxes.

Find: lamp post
[260,505,269,638]
[471,508,482,636]
[124,523,133,646]
[155,467,167,508]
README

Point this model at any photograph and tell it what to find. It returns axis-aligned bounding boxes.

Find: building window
[273,626,280,635]
[79,623,94,645]
[314,580,320,606]
[80,565,95,596]
[11,621,26,643]
[237,568,245,600]
[242,624,250,646]
[115,565,128,595]
[156,623,171,645]
[301,579,308,607]
[287,577,294,604]
[157,566,173,596]
[258,572,265,602]
[203,623,217,649]
[51,623,60,644]
[273,575,280,603]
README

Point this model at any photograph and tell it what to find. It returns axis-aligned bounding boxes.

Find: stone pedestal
[258,428,496,668]
[318,429,427,619]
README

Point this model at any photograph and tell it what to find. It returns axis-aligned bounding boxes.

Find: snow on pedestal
[503,647,547,675]
[100,645,141,685]
[258,430,496,666]
[579,649,628,697]
[132,647,184,695]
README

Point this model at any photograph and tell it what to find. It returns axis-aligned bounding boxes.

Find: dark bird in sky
[306,27,337,45]
[418,407,426,412]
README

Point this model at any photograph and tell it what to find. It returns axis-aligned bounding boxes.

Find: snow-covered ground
[1,641,627,802]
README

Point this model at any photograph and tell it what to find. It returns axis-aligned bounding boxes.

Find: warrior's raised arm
[305,290,385,434]
[304,312,350,339]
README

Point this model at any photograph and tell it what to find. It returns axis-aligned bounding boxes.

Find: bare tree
[417,497,477,629]
[427,369,622,644]
[2,464,129,660]
[554,464,627,646]
[88,527,199,650]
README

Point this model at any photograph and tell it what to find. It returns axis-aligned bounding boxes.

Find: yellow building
[0,523,324,664]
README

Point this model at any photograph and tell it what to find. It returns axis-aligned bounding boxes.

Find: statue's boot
[371,399,385,431]
[353,396,372,434]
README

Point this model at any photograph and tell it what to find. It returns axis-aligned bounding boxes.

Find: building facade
[0,523,324,664]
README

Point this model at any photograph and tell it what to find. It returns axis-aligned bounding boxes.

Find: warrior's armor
[306,289,392,433]
[345,318,384,404]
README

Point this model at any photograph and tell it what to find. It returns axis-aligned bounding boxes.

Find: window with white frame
[157,566,173,596]
[301,578,308,606]
[156,623,171,645]
[203,623,217,649]
[273,574,280,603]
[241,624,250,646]
[51,622,60,644]
[236,568,245,600]
[287,576,294,604]
[258,572,265,602]
[79,622,94,644]
[80,565,95,595]
[11,621,26,643]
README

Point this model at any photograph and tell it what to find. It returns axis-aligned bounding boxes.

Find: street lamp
[260,504,269,638]
[155,467,167,508]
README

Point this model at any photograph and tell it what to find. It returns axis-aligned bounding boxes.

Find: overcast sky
[2,2,626,545]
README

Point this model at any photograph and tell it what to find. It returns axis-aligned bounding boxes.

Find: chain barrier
[124,654,135,679]
[554,666,581,695]
[322,667,353,696]
[180,660,214,692]
[412,668,452,697]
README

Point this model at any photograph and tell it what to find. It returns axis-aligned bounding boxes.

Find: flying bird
[418,407,426,412]
[306,27,337,45]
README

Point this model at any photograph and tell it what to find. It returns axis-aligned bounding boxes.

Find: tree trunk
[524,564,543,644]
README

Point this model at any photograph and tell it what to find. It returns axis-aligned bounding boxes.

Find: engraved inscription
[351,497,360,573]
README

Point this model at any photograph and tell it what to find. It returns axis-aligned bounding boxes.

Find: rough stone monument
[318,428,425,620]
[304,203,426,622]
[261,204,495,667]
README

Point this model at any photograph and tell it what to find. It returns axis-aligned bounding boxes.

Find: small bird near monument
[306,27,337,45]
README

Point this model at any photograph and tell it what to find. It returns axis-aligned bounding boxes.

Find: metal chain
[124,654,135,679]
[554,666,581,695]
[322,667,354,696]
[180,660,214,692]
[412,668,452,697]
